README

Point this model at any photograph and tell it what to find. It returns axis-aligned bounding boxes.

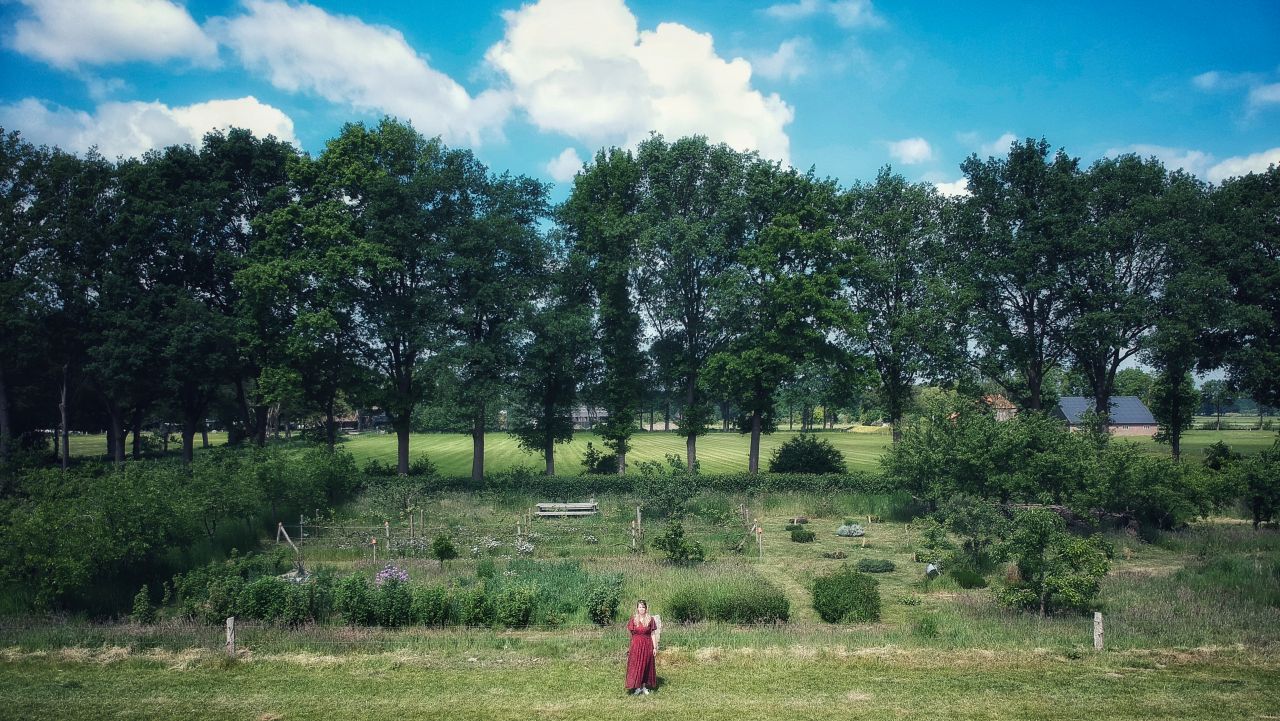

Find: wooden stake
[409,511,414,539]
[1093,612,1104,652]
[384,520,390,540]
[300,514,305,544]
[225,616,236,659]
[372,537,378,561]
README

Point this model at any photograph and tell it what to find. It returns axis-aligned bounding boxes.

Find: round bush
[855,558,896,573]
[239,576,290,622]
[768,433,847,474]
[586,583,620,626]
[457,585,493,627]
[790,528,816,543]
[411,584,452,626]
[949,568,988,589]
[812,566,881,623]
[334,574,376,625]
[494,583,538,628]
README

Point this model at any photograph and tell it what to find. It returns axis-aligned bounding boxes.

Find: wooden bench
[535,500,599,517]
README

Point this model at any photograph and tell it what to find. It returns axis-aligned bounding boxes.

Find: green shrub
[913,613,940,638]
[634,455,700,517]
[855,558,895,573]
[812,565,881,623]
[376,579,413,627]
[586,582,621,626]
[667,585,706,623]
[651,523,705,564]
[784,523,804,532]
[768,433,846,474]
[131,585,156,624]
[998,509,1110,616]
[457,585,493,627]
[476,558,496,580]
[705,581,789,624]
[822,550,848,559]
[431,535,458,567]
[411,584,452,626]
[836,522,865,537]
[334,574,376,625]
[950,568,988,589]
[494,583,538,628]
[790,528,816,543]
[239,576,291,622]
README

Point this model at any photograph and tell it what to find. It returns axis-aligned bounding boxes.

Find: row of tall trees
[1,122,1276,478]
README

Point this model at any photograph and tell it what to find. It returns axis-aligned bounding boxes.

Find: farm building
[983,394,1018,421]
[1052,396,1158,436]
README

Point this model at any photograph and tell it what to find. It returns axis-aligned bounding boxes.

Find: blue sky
[1,0,1278,201]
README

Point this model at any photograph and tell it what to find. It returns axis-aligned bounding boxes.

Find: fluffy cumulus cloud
[0,96,296,159]
[931,178,970,197]
[1206,147,1280,183]
[1104,143,1280,185]
[764,0,884,29]
[545,147,584,182]
[886,137,933,165]
[9,0,218,69]
[215,0,509,146]
[753,37,812,82]
[485,0,793,162]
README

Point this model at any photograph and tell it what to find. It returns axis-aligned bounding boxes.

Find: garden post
[1094,612,1104,651]
[372,537,378,562]
[225,617,235,659]
[385,520,390,540]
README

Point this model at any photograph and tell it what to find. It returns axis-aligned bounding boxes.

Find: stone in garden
[790,516,809,524]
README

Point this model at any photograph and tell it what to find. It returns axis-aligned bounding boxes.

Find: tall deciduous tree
[307,119,472,475]
[1063,154,1168,420]
[707,162,842,473]
[0,129,42,468]
[446,172,549,481]
[1206,166,1280,408]
[509,259,593,475]
[634,135,748,470]
[562,148,645,474]
[956,138,1084,411]
[837,168,962,443]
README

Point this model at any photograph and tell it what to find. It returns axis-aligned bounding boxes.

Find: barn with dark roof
[1052,396,1158,436]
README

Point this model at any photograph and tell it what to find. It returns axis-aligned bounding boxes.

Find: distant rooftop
[1054,396,1156,425]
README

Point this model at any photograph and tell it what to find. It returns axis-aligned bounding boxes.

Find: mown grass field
[68,427,1278,476]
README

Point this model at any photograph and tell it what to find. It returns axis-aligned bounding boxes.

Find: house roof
[1054,396,1156,425]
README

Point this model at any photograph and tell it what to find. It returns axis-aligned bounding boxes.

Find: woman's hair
[636,599,648,608]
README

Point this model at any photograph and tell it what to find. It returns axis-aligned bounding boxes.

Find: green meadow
[67,427,1276,475]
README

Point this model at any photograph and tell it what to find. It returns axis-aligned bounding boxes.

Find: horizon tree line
[1,119,1276,478]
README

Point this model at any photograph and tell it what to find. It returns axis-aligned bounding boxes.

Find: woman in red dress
[625,600,661,695]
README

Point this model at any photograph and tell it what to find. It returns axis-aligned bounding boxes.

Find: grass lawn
[67,427,1276,476]
[1,646,1274,720]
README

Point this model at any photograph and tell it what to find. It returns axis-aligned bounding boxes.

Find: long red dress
[625,616,657,691]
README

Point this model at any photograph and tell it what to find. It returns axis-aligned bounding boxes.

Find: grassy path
[1,646,1273,720]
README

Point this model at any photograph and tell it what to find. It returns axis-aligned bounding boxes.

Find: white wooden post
[372,537,378,562]
[384,520,390,540]
[225,616,236,658]
[1093,612,1104,651]
[636,506,643,552]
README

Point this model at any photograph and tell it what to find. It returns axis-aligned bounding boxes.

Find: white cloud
[9,0,217,69]
[215,0,509,146]
[886,137,932,165]
[0,96,297,159]
[1190,70,1260,92]
[486,0,793,162]
[1207,147,1280,184]
[980,132,1018,158]
[1247,83,1280,110]
[931,178,970,198]
[545,147,584,182]
[1104,144,1214,178]
[753,37,811,82]
[764,0,884,29]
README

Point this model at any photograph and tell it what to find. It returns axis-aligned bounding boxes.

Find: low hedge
[855,558,895,573]
[667,576,790,624]
[406,470,895,499]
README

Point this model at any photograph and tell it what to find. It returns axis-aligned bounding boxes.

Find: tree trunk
[182,416,196,465]
[325,398,337,450]
[544,434,555,476]
[254,404,268,447]
[471,405,485,483]
[0,364,10,465]
[131,407,144,459]
[201,426,209,448]
[749,408,762,474]
[110,410,125,466]
[617,448,626,476]
[397,421,410,476]
[161,422,169,453]
[685,383,697,471]
[59,364,69,471]
[1216,402,1222,431]
[664,400,670,431]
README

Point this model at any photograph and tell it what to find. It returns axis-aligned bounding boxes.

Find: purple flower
[375,563,409,586]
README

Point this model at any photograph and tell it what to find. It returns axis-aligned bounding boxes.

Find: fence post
[384,520,390,540]
[225,616,236,659]
[1093,612,1104,651]
[409,511,414,540]
[300,514,305,544]
[636,506,643,553]
[372,537,378,562]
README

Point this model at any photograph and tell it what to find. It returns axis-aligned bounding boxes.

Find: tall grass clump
[665,572,789,624]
